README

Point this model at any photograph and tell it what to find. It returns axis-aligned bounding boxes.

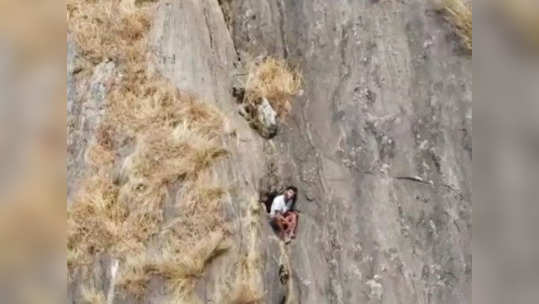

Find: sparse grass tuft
[226,198,264,304]
[81,286,106,304]
[115,203,230,301]
[116,254,152,299]
[150,229,228,297]
[228,281,263,304]
[67,173,160,270]
[245,57,302,118]
[441,0,472,52]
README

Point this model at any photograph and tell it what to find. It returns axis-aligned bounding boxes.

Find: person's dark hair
[285,185,298,195]
[284,185,298,209]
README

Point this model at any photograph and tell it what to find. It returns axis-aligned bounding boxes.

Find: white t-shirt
[270,194,293,216]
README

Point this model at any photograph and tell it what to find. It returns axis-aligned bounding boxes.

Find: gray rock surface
[67,44,116,199]
[68,0,471,303]
[224,1,472,303]
[254,97,279,138]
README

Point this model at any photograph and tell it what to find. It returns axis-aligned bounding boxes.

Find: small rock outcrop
[239,96,279,139]
[255,97,279,138]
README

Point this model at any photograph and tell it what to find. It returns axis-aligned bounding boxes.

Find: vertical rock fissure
[278,240,302,304]
[276,0,289,59]
[203,6,215,50]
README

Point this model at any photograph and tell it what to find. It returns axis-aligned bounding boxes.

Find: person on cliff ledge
[269,186,299,243]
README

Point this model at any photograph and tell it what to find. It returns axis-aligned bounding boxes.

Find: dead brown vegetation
[245,57,302,118]
[67,0,150,65]
[441,0,472,52]
[80,286,107,304]
[68,0,230,302]
[115,177,230,299]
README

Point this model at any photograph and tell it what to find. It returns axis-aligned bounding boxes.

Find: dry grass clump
[68,0,231,302]
[226,198,264,304]
[122,124,226,189]
[116,182,230,300]
[116,254,152,299]
[114,174,230,299]
[67,0,151,65]
[228,256,264,304]
[81,286,106,304]
[69,104,229,297]
[150,229,228,297]
[106,72,225,139]
[441,0,472,52]
[245,57,302,118]
[229,284,263,304]
[69,97,228,292]
[67,172,163,270]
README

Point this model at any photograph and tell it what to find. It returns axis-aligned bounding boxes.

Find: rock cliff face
[68,0,471,303]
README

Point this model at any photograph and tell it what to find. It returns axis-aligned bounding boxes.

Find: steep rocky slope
[67,0,471,303]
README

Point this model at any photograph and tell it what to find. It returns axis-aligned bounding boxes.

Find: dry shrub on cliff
[116,180,229,300]
[229,285,263,304]
[150,229,228,297]
[245,57,302,118]
[68,97,228,268]
[67,172,163,270]
[67,176,122,269]
[227,199,264,304]
[441,0,472,51]
[68,0,230,301]
[228,260,264,304]
[122,123,226,188]
[67,0,150,65]
[116,254,152,299]
[80,286,106,304]
[107,74,225,139]
[159,176,229,269]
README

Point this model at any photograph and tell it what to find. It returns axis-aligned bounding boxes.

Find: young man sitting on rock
[270,186,299,243]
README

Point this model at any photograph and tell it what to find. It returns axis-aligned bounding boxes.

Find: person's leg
[280,214,295,242]
[283,212,297,238]
[276,215,288,239]
[288,212,298,238]
[270,216,278,231]
[281,212,294,240]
